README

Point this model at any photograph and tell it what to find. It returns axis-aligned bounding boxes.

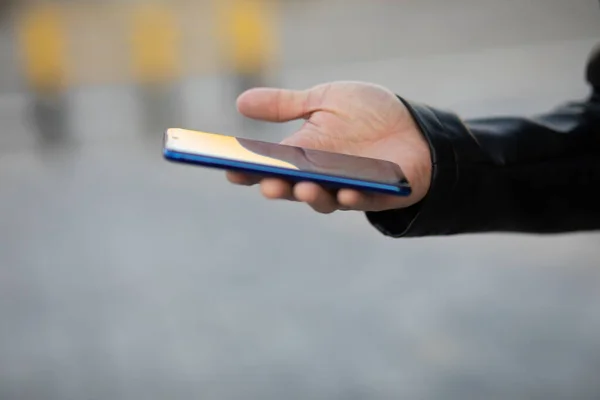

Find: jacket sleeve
[366,55,600,237]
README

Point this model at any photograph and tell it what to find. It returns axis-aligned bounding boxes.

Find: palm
[284,83,404,151]
[282,83,429,195]
[231,81,432,213]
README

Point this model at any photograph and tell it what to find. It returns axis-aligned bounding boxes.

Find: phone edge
[163,149,412,197]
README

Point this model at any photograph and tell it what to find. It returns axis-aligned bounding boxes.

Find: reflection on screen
[165,128,406,185]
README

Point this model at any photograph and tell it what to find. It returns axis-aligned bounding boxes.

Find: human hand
[227,81,432,214]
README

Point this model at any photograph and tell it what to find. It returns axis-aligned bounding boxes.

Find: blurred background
[1,0,600,399]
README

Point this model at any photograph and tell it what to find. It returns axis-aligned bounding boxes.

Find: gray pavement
[1,1,600,399]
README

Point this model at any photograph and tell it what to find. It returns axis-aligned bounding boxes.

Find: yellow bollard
[16,3,68,92]
[129,2,181,85]
[217,0,279,75]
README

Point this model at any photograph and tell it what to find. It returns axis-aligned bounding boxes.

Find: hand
[227,81,432,214]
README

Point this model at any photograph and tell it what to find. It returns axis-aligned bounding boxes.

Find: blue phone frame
[164,149,412,196]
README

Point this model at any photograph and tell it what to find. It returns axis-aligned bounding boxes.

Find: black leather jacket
[367,46,600,237]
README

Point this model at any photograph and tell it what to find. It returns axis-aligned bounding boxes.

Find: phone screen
[165,128,407,185]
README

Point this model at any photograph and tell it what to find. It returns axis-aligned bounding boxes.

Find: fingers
[336,189,373,211]
[260,178,295,200]
[227,172,410,213]
[227,172,296,201]
[237,88,312,122]
[226,171,261,186]
[293,182,339,214]
[337,188,411,212]
[257,178,339,214]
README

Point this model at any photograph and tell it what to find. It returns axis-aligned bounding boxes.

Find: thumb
[236,88,312,122]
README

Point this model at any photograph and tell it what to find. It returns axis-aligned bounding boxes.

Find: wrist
[366,97,464,237]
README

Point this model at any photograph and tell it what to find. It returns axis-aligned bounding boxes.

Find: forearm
[367,96,600,237]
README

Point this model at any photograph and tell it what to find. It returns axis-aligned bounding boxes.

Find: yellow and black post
[217,0,279,93]
[16,2,69,145]
[129,1,182,137]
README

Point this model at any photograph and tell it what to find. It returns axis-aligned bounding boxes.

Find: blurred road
[1,1,600,399]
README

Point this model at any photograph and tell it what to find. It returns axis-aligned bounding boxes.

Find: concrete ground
[1,1,600,399]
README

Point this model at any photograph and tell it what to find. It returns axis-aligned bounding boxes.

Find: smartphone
[163,128,411,196]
